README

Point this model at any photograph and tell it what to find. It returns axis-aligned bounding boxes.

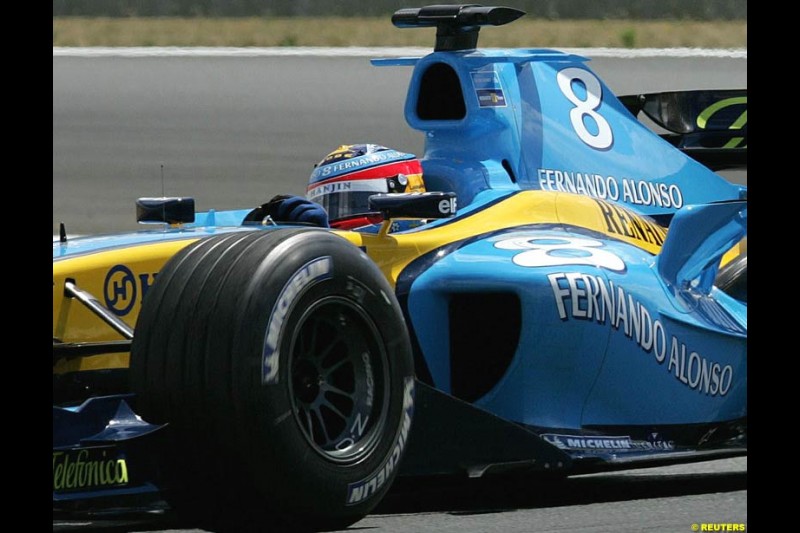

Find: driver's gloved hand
[265,194,330,228]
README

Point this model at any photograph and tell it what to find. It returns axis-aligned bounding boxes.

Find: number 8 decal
[557,67,613,150]
[495,236,626,272]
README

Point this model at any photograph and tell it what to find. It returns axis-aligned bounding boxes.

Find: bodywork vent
[449,293,521,402]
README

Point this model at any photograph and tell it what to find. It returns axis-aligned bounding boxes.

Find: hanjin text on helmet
[311,150,409,181]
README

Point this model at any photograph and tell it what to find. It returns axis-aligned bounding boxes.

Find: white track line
[53,46,746,59]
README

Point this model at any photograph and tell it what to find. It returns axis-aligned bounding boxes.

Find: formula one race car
[53,5,747,531]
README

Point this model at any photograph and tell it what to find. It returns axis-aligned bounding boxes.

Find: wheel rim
[289,297,390,464]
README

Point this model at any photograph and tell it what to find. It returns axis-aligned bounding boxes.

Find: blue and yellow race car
[53,5,746,531]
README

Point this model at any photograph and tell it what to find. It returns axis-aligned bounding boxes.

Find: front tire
[130,229,414,531]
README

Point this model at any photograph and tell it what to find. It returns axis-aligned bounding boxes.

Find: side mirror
[368,192,457,220]
[136,197,195,224]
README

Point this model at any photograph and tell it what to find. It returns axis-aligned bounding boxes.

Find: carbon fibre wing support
[399,380,572,478]
[620,90,747,170]
[63,280,134,340]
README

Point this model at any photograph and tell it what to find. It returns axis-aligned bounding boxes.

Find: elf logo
[438,197,457,216]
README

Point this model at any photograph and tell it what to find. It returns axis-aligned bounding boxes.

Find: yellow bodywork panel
[53,239,201,344]
[336,191,665,287]
[53,190,744,374]
[721,236,747,268]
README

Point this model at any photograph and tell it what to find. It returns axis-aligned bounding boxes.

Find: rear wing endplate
[620,90,746,170]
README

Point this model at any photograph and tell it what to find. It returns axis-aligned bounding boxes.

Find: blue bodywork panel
[53,212,255,260]
[373,46,747,455]
[375,48,745,214]
[405,225,746,429]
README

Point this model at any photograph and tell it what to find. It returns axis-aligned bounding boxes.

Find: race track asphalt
[53,457,747,532]
[52,50,747,532]
[53,53,746,235]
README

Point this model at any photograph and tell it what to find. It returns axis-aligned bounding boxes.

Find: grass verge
[53,17,746,49]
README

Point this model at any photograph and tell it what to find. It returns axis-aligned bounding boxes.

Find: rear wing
[619,90,746,170]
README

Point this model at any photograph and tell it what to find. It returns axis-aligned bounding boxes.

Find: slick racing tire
[715,251,747,303]
[130,229,415,532]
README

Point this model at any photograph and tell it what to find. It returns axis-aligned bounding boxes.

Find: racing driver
[246,144,426,231]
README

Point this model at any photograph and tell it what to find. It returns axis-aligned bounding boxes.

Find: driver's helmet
[307,144,425,229]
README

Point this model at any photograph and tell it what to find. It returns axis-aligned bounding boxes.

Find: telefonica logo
[53,449,129,491]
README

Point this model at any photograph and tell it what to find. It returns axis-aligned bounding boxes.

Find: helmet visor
[307,178,389,221]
